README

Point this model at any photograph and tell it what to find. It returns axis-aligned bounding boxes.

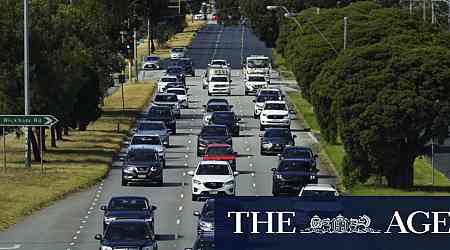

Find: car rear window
[201,126,227,136]
[196,164,230,175]
[109,198,148,210]
[210,77,228,82]
[155,95,178,102]
[206,146,233,155]
[131,136,161,145]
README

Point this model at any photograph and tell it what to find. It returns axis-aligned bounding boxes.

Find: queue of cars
[95,51,339,250]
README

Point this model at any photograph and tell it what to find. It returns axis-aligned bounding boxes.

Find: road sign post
[0,115,58,172]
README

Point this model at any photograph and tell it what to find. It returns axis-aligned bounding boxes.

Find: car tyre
[260,125,265,131]
[208,92,211,96]
[122,180,128,186]
[253,113,258,119]
[197,149,202,157]
[260,148,266,156]
[192,194,198,201]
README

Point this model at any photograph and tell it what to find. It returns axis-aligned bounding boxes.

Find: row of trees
[0,0,184,160]
[239,0,450,189]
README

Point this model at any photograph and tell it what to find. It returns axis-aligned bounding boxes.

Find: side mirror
[237,118,241,121]
[203,104,206,107]
[277,153,281,157]
[100,205,107,211]
[233,171,240,176]
[151,205,157,211]
[186,87,190,90]
[315,169,320,173]
[229,80,233,83]
[271,168,277,172]
[233,152,238,155]
[94,234,102,240]
[293,135,297,138]
[252,100,256,103]
[187,170,195,176]
[230,105,234,108]
[193,211,201,217]
[314,154,318,158]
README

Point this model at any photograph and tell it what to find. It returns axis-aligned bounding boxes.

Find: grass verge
[0,82,155,231]
[272,49,296,80]
[286,91,450,195]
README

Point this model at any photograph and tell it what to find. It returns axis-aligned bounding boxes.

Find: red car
[203,144,237,171]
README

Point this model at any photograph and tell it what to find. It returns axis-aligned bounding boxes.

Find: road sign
[0,115,58,127]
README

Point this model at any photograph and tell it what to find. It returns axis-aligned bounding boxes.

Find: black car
[260,128,296,155]
[176,58,195,76]
[166,66,186,85]
[185,235,215,250]
[95,219,158,250]
[193,199,215,236]
[271,159,319,196]
[147,106,176,134]
[197,125,232,156]
[100,196,157,231]
[122,148,163,186]
[279,146,317,168]
[206,98,231,107]
[209,111,240,136]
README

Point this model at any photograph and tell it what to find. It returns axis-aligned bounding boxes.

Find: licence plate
[293,186,301,190]
[138,175,147,178]
[210,191,218,194]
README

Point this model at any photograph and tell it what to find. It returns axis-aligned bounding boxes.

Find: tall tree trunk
[56,125,63,140]
[64,127,69,136]
[30,128,41,162]
[51,127,56,147]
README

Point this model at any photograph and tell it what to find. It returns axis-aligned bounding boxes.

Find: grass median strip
[0,82,155,231]
[287,91,450,195]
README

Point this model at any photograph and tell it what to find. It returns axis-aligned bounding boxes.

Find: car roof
[161,75,178,78]
[110,195,149,201]
[156,93,177,97]
[132,133,161,137]
[109,219,150,225]
[247,74,266,77]
[206,143,232,148]
[207,102,228,106]
[138,120,165,124]
[212,111,234,115]
[260,88,280,92]
[265,127,290,132]
[203,124,227,129]
[207,98,228,103]
[199,160,230,165]
[284,146,312,151]
[166,87,185,91]
[302,184,337,192]
[265,100,285,104]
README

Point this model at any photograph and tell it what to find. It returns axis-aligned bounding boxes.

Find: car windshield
[166,89,185,95]
[131,136,161,145]
[127,150,158,162]
[265,129,290,138]
[196,164,230,175]
[109,198,148,210]
[202,202,215,219]
[284,150,311,159]
[256,95,279,103]
[155,95,178,102]
[138,123,165,131]
[301,190,337,200]
[248,76,266,82]
[264,103,286,110]
[212,113,234,123]
[207,104,229,112]
[247,58,269,68]
[201,126,227,136]
[212,61,226,66]
[145,56,159,61]
[259,90,279,96]
[104,222,150,241]
[206,146,233,155]
[161,77,177,82]
[172,48,184,52]
[166,68,182,74]
[211,76,228,82]
[279,161,310,171]
[148,108,171,117]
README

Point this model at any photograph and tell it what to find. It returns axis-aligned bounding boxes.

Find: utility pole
[343,17,348,50]
[423,0,426,21]
[24,0,31,167]
[316,8,320,15]
[431,0,435,24]
[448,0,450,31]
[179,0,181,14]
[432,137,435,185]
[134,30,138,82]
[410,0,413,16]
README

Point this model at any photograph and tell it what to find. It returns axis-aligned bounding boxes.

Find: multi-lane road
[0,23,335,250]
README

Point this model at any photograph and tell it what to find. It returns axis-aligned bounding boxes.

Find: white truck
[202,66,230,89]
[243,55,272,80]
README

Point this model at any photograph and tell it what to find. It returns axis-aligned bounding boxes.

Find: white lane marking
[252,183,256,188]
[185,154,189,158]
[176,219,181,225]
[178,206,183,211]
[180,193,184,199]
[307,132,319,144]
[251,173,255,177]
[70,242,75,246]
[187,146,190,150]
[0,245,21,250]
[188,140,192,144]
[249,163,253,167]
[247,156,251,159]
[184,162,188,167]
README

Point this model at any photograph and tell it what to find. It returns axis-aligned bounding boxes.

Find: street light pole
[343,17,348,50]
[24,0,31,167]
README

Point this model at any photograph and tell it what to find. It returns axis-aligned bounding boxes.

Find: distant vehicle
[178,58,195,76]
[279,146,317,168]
[203,144,237,171]
[170,47,186,59]
[260,128,296,155]
[187,160,239,201]
[157,75,180,92]
[202,66,229,89]
[206,98,230,107]
[197,125,232,156]
[193,199,215,235]
[256,88,283,99]
[164,82,185,91]
[135,121,169,146]
[122,148,164,186]
[271,159,319,196]
[212,14,219,21]
[208,75,231,96]
[152,93,181,118]
[95,219,157,250]
[299,184,339,199]
[194,13,206,20]
[210,111,240,136]
[100,196,157,231]
[243,55,271,77]
[129,134,166,166]
[142,56,161,70]
[259,101,290,130]
[244,74,268,95]
[166,87,188,108]
[166,65,186,85]
[253,94,280,118]
[209,59,230,69]
[203,101,233,126]
[147,106,176,134]
[185,235,215,250]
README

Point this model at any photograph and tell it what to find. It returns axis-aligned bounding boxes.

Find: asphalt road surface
[0,24,335,250]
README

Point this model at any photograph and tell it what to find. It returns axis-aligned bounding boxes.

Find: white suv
[299,184,339,198]
[259,101,290,130]
[208,75,231,96]
[253,94,280,118]
[187,161,239,201]
[157,75,179,93]
[245,74,268,95]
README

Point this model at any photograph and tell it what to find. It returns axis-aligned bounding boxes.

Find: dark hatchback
[271,159,319,196]
[197,125,232,156]
[122,148,163,186]
[147,106,176,134]
[95,219,158,250]
[209,111,240,136]
[101,196,157,231]
[172,58,195,76]
[260,128,296,155]
[185,235,215,250]
[166,66,186,85]
[193,199,215,236]
[279,146,317,168]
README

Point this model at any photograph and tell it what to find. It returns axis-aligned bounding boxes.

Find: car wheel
[192,194,198,201]
[172,127,177,135]
[197,149,202,157]
[260,148,266,156]
[245,91,248,96]
[208,92,211,96]
[260,125,265,131]
[158,179,163,186]
[162,159,166,168]
[272,184,279,196]
[253,113,258,119]
[122,180,128,186]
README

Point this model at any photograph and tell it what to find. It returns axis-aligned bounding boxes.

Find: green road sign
[0,115,59,127]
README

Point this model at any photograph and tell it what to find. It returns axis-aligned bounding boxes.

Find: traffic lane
[212,26,244,69]
[189,25,222,69]
[242,24,273,61]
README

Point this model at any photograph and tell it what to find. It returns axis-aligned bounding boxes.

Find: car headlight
[124,167,136,173]
[261,113,267,117]
[310,175,316,180]
[203,115,211,122]
[150,166,158,172]
[101,246,113,250]
[145,217,153,222]
[284,115,289,119]
[262,143,272,148]
[104,217,116,224]
[193,179,202,185]
[199,221,214,230]
[225,180,234,185]
[276,174,285,180]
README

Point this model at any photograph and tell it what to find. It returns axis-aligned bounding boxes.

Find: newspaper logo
[301,214,381,234]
